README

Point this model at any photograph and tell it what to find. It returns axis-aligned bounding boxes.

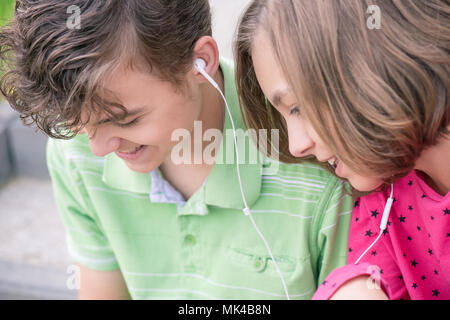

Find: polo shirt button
[253,256,266,272]
[184,234,196,246]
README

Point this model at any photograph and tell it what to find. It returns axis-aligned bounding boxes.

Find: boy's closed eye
[118,118,141,128]
[93,106,148,128]
[94,117,141,128]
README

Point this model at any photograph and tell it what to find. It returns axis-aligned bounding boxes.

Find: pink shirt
[313,170,450,300]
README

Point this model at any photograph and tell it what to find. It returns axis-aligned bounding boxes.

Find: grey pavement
[0,0,251,300]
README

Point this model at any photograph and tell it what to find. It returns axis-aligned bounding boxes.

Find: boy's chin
[126,164,156,173]
[123,157,161,174]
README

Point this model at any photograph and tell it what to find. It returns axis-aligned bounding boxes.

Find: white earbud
[194,58,220,91]
[194,58,206,71]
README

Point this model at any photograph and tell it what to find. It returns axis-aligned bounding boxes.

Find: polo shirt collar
[102,58,263,213]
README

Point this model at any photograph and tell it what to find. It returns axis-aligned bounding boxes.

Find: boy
[0,0,352,299]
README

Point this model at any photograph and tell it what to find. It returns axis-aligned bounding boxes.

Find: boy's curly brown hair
[0,0,212,139]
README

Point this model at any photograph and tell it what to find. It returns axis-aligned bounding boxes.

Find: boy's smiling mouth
[115,145,147,160]
[118,145,145,154]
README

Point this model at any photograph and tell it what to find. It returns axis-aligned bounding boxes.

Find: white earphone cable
[219,89,291,300]
[195,61,290,299]
[354,184,394,265]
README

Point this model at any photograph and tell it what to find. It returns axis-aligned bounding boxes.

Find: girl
[235,0,449,299]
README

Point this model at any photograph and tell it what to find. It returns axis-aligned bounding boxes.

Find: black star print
[447,233,450,237]
[408,180,413,186]
[354,200,359,208]
[432,289,440,297]
[431,216,434,220]
[411,259,418,268]
[355,217,359,222]
[428,249,433,255]
[408,205,413,211]
[365,229,374,237]
[434,270,438,275]
[383,229,389,236]
[421,194,427,199]
[444,208,450,215]
[349,248,353,253]
[412,283,418,289]
[371,209,380,218]
[371,250,377,256]
[399,215,406,223]
[417,226,421,231]
[399,275,403,281]
[407,236,413,241]
[421,275,426,281]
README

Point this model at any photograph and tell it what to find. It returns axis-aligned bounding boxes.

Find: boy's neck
[158,67,225,200]
[414,130,450,196]
[166,66,225,166]
[196,66,226,138]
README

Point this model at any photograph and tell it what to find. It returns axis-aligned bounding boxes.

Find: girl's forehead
[250,27,270,53]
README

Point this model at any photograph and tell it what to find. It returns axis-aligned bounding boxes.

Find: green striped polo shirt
[46,58,353,300]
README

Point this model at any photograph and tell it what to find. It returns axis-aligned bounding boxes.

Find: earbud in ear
[194,58,206,71]
[194,58,219,90]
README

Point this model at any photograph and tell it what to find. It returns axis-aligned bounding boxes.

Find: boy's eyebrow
[94,106,147,126]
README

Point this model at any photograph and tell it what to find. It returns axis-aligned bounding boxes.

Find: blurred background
[0,0,251,299]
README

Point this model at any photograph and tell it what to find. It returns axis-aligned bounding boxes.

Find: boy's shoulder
[264,157,342,187]
[261,157,351,205]
[47,133,104,172]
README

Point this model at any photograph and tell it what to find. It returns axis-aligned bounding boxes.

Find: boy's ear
[191,36,220,83]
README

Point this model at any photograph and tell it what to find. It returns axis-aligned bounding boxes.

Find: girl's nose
[287,123,315,158]
[289,134,314,158]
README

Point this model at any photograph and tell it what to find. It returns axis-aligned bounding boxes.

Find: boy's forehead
[100,63,167,99]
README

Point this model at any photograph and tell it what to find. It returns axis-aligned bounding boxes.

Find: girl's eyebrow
[94,106,147,126]
[271,88,289,106]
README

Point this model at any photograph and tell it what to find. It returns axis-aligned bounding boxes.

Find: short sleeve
[46,138,120,271]
[312,262,390,299]
[313,198,409,300]
[313,179,353,286]
[346,198,408,299]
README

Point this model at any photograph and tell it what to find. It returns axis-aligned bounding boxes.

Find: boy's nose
[87,129,121,157]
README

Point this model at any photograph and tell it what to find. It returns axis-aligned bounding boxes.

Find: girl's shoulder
[357,170,420,206]
[359,169,449,206]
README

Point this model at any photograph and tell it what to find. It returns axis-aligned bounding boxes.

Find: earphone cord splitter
[354,184,394,265]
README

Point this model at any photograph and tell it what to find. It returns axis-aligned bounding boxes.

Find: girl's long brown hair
[236,0,449,183]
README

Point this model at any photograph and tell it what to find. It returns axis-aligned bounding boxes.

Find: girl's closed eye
[289,106,301,116]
